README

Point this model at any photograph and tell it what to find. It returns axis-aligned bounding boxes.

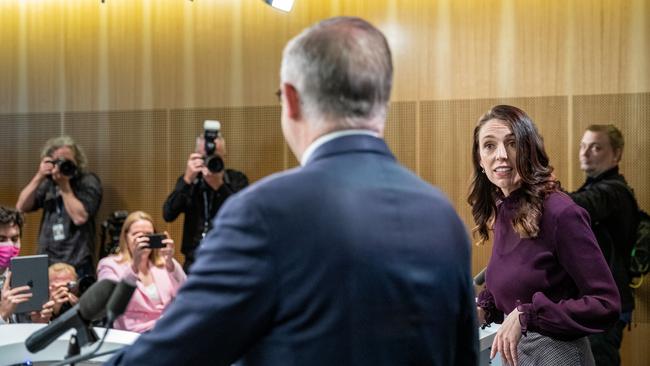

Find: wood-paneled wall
[0,0,648,364]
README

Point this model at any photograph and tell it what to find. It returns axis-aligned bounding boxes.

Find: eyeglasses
[275,88,282,103]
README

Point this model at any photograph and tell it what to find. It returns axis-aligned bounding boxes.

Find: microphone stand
[64,334,79,366]
[50,324,114,366]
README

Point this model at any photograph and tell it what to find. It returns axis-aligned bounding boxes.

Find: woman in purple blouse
[469,105,620,366]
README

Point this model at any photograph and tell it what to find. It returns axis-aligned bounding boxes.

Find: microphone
[106,279,137,326]
[48,279,137,366]
[473,267,487,286]
[25,279,117,354]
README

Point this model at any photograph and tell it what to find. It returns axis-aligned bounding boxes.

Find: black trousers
[589,320,626,366]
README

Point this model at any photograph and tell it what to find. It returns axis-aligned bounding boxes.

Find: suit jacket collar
[304,134,395,166]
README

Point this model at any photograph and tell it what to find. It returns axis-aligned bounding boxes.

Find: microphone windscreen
[78,279,117,321]
[106,280,137,322]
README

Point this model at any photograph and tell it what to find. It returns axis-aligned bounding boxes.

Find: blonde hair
[116,211,165,267]
[48,262,78,281]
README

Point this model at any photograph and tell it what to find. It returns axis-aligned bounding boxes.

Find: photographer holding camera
[47,262,79,320]
[16,135,103,279]
[163,121,248,273]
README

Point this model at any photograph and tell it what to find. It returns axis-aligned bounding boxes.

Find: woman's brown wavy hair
[468,105,560,244]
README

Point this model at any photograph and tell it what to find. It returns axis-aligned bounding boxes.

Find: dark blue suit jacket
[106,134,478,365]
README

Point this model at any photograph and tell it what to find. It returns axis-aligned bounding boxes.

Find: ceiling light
[263,0,295,12]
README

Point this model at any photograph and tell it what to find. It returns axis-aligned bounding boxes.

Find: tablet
[9,254,49,314]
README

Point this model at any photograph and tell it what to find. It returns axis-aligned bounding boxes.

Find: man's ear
[282,83,302,120]
[614,148,623,163]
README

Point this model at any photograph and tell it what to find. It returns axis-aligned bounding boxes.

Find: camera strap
[202,188,211,239]
[52,187,66,241]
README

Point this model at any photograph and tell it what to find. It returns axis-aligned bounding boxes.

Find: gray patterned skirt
[516,331,595,366]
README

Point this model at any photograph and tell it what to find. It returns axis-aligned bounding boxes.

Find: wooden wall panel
[168,105,286,183]
[572,93,650,205]
[63,110,171,257]
[384,101,417,173]
[1,0,647,113]
[0,113,62,256]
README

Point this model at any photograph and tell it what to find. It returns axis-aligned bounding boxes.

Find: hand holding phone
[146,233,166,249]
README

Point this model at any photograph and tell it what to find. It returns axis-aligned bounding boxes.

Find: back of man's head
[281,17,393,131]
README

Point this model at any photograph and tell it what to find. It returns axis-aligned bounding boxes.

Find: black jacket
[570,166,638,312]
[162,169,248,260]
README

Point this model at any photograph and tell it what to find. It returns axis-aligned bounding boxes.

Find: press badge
[52,223,65,241]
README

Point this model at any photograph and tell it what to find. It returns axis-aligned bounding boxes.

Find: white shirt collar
[300,129,379,166]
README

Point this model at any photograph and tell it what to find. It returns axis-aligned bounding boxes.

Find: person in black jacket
[569,124,639,366]
[163,133,248,273]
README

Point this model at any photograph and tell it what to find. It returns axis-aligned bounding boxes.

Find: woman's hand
[490,308,523,366]
[30,300,55,323]
[0,271,32,321]
[131,234,152,273]
[160,231,176,272]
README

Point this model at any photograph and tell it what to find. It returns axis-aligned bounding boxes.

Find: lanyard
[202,188,211,238]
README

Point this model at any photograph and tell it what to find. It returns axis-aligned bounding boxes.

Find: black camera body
[65,281,78,291]
[99,210,129,259]
[51,158,78,177]
[203,120,224,173]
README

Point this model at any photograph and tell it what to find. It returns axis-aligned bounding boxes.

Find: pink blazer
[97,255,187,333]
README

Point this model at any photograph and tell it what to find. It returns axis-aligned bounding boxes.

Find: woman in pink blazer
[97,211,187,333]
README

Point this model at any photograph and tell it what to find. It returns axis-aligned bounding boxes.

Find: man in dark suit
[107,16,478,366]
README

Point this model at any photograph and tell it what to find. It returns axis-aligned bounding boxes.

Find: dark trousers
[589,319,626,366]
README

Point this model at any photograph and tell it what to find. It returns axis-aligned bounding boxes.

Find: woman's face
[478,119,521,197]
[126,219,154,256]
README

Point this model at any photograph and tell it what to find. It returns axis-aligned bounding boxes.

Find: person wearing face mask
[1,206,55,324]
[97,211,186,333]
[470,105,620,366]
[569,125,639,366]
[0,207,23,289]
[16,135,103,279]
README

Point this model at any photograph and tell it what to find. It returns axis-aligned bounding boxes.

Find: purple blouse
[477,190,620,340]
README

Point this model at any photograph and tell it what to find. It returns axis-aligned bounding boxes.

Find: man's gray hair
[281,17,393,131]
[40,135,88,173]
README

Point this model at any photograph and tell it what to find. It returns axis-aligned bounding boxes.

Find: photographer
[97,211,186,333]
[16,136,103,279]
[48,262,79,320]
[163,123,248,273]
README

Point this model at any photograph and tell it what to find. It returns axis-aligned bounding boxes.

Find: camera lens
[58,159,77,177]
[205,155,224,173]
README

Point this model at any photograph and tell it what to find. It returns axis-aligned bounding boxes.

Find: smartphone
[146,233,166,249]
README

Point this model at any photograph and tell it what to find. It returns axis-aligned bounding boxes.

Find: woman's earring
[481,168,485,174]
